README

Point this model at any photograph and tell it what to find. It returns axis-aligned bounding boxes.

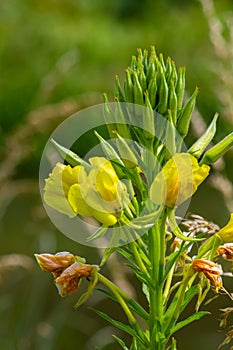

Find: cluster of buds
[34,252,95,297]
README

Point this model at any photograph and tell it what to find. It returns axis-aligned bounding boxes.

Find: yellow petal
[150,153,210,208]
[44,163,76,218]
[68,184,92,216]
[218,214,233,243]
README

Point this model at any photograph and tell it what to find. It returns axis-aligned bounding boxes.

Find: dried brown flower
[192,258,223,292]
[34,252,75,272]
[55,262,94,297]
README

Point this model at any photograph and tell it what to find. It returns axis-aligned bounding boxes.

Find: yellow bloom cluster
[44,157,128,226]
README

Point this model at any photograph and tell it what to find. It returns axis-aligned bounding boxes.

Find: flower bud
[177,87,199,138]
[200,132,233,165]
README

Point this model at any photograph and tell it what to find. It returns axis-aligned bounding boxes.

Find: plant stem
[98,273,136,325]
[98,273,150,347]
[148,209,167,349]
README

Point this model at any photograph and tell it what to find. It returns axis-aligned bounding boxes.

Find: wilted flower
[44,157,129,226]
[55,262,94,297]
[34,252,75,272]
[192,259,223,292]
[150,153,210,208]
[217,214,233,243]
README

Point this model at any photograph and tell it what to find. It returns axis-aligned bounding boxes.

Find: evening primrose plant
[36,47,233,350]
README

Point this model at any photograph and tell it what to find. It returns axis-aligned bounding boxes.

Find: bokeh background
[0,0,233,349]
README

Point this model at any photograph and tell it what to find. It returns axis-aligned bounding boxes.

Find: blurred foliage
[0,0,232,349]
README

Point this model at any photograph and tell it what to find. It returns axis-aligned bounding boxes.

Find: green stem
[163,263,175,301]
[164,267,195,333]
[130,241,148,273]
[148,209,167,349]
[98,273,149,347]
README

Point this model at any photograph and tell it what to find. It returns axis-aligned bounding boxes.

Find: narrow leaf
[170,311,210,335]
[112,335,129,350]
[90,308,138,338]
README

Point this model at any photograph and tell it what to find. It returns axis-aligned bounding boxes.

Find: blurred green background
[0,0,233,349]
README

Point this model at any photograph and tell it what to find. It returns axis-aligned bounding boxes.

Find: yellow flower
[150,153,210,208]
[217,214,233,243]
[44,163,80,218]
[44,158,128,226]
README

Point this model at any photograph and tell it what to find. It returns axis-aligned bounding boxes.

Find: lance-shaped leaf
[169,311,210,336]
[188,113,219,158]
[50,138,91,169]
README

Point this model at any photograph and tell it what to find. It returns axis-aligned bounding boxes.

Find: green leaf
[100,247,117,267]
[73,267,99,310]
[86,225,108,242]
[97,288,149,321]
[179,285,199,314]
[170,311,210,335]
[50,138,91,169]
[116,248,138,267]
[113,335,129,350]
[90,308,139,339]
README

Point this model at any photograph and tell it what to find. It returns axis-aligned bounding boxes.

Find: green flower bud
[113,131,138,169]
[148,77,157,109]
[103,93,116,137]
[168,80,178,124]
[114,98,131,139]
[137,63,147,92]
[177,87,199,138]
[157,72,168,114]
[124,68,134,103]
[143,91,155,140]
[133,71,144,105]
[188,113,219,159]
[115,75,125,102]
[176,67,186,111]
[200,132,233,165]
